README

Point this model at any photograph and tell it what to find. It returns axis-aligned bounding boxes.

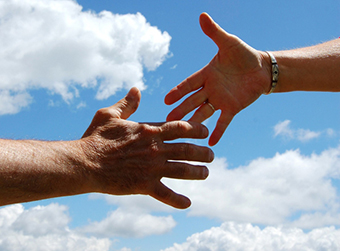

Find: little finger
[149,181,191,209]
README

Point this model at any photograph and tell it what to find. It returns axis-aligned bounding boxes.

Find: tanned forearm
[0,139,88,206]
[271,39,340,93]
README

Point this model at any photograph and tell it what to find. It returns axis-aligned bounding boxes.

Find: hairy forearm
[270,39,340,93]
[0,139,88,206]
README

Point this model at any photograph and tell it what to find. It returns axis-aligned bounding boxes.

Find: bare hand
[80,87,214,209]
[165,13,271,146]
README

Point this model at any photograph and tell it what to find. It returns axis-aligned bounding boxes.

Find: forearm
[268,39,340,93]
[0,139,89,206]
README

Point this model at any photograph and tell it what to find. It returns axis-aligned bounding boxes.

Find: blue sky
[0,0,339,250]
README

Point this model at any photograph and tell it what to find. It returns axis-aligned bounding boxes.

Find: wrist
[265,51,279,94]
[259,51,273,94]
[39,140,98,197]
[47,140,93,196]
[77,137,115,194]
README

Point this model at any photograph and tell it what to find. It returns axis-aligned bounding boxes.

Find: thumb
[111,87,141,119]
[199,12,237,49]
[82,87,141,138]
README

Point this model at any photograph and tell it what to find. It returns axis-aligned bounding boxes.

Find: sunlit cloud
[162,222,340,251]
[0,0,171,115]
[178,146,340,228]
[0,204,111,251]
[80,208,176,238]
[274,120,321,142]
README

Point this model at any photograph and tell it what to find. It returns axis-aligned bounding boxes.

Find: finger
[109,87,141,119]
[166,89,207,121]
[164,70,206,105]
[149,181,191,209]
[199,12,239,50]
[160,121,209,141]
[162,161,209,180]
[208,113,233,146]
[189,102,215,123]
[164,143,214,162]
[164,143,214,163]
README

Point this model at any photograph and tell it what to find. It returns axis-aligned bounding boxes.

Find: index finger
[164,70,206,105]
[160,121,209,141]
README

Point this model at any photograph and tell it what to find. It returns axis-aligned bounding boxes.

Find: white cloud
[118,248,132,251]
[0,203,111,251]
[0,0,171,115]
[170,64,177,70]
[76,101,86,109]
[89,193,175,213]
[274,120,321,142]
[81,207,176,238]
[274,120,294,139]
[163,146,340,228]
[0,202,176,250]
[162,222,340,251]
[0,90,32,114]
[326,128,337,137]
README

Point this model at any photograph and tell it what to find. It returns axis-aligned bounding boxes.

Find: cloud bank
[162,222,340,251]
[81,208,176,238]
[1,203,340,251]
[0,203,176,250]
[0,0,171,114]
[0,203,111,251]
[171,146,340,228]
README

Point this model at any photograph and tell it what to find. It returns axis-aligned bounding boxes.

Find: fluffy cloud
[0,203,111,251]
[162,222,340,251]
[274,120,321,142]
[81,207,176,238]
[0,0,171,115]
[89,193,175,213]
[171,146,340,228]
[0,202,177,251]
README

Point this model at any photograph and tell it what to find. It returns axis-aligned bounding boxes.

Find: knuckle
[148,142,160,159]
[137,126,162,156]
[183,144,196,158]
[138,123,159,136]
[95,108,108,117]
[174,121,191,135]
[138,123,151,133]
[178,165,191,177]
[94,108,112,122]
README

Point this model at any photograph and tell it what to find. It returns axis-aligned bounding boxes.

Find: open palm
[165,13,271,146]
